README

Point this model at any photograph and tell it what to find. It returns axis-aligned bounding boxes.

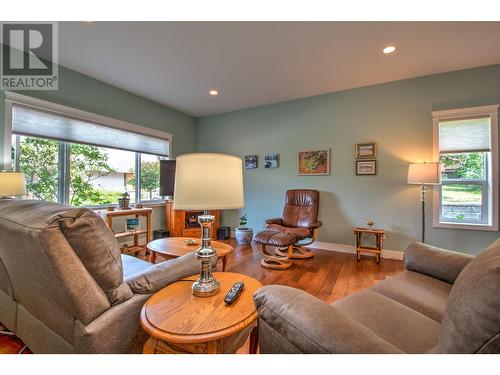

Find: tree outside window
[13,136,162,207]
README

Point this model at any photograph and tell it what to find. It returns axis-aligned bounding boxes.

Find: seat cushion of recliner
[332,290,441,353]
[370,271,452,322]
[267,224,310,239]
[122,255,154,280]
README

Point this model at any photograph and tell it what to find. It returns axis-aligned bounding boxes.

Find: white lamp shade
[0,172,26,196]
[407,163,441,185]
[173,153,244,210]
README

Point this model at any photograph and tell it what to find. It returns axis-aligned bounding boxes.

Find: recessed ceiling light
[209,90,219,96]
[383,46,396,54]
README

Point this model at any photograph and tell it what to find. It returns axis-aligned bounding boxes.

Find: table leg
[249,326,259,354]
[150,251,157,264]
[143,337,158,354]
[376,234,381,263]
[222,255,228,272]
[146,212,152,256]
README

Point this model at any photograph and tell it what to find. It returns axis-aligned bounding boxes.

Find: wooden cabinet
[165,200,220,239]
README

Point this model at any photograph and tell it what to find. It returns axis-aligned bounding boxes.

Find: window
[14,135,60,203]
[5,92,171,207]
[68,145,137,207]
[432,105,499,230]
[139,153,162,201]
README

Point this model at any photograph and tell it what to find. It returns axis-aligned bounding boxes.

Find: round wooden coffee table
[147,237,233,270]
[140,272,263,354]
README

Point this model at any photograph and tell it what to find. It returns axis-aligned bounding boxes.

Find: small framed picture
[356,160,377,175]
[297,149,330,176]
[244,155,258,169]
[126,218,140,231]
[355,143,377,159]
[264,153,279,168]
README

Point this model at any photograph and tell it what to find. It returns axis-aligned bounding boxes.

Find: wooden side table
[147,237,233,270]
[96,207,152,255]
[140,272,263,354]
[353,227,386,263]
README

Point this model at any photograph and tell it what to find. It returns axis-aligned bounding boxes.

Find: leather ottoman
[254,230,297,269]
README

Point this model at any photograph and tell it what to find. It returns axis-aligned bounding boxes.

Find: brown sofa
[0,199,199,353]
[254,240,500,353]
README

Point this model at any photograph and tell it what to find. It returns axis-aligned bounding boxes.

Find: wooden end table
[140,272,263,354]
[147,237,233,270]
[353,227,386,263]
[96,207,153,256]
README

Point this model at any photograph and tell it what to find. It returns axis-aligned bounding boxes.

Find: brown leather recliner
[265,189,322,259]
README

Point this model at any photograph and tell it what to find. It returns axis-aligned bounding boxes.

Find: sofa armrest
[404,241,474,284]
[307,220,323,229]
[253,285,402,354]
[125,252,199,294]
[265,218,282,225]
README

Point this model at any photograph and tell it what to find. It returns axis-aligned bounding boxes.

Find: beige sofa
[0,199,199,353]
[254,240,500,353]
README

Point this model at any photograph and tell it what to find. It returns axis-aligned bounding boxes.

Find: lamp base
[192,278,220,297]
[192,213,221,298]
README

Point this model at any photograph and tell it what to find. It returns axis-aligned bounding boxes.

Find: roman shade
[438,116,491,154]
[11,104,170,156]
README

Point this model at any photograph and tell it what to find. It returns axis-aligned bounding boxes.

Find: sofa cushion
[333,290,441,353]
[370,270,452,322]
[437,238,500,353]
[404,242,474,284]
[51,208,133,305]
[122,254,153,279]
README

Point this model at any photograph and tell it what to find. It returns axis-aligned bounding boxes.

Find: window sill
[433,221,498,231]
[87,200,166,211]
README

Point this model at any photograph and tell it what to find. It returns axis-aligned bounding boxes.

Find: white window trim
[432,104,500,231]
[2,91,173,170]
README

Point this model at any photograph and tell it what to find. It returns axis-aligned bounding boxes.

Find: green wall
[196,64,500,255]
[2,56,499,255]
[0,64,197,164]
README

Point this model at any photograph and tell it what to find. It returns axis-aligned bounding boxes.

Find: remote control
[224,281,245,305]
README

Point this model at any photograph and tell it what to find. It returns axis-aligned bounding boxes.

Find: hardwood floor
[222,240,404,304]
[0,239,404,354]
[0,325,31,354]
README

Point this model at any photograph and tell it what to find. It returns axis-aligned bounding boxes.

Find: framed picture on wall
[355,143,377,159]
[297,149,330,176]
[356,160,377,175]
[244,155,258,169]
[264,153,279,168]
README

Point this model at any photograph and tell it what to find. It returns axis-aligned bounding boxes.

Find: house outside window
[432,105,499,231]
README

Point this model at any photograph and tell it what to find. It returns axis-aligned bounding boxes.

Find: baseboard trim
[307,241,404,260]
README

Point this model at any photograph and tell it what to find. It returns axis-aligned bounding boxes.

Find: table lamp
[407,162,441,243]
[173,153,244,297]
[0,171,26,198]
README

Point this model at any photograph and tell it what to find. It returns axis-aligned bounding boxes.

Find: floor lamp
[407,163,441,243]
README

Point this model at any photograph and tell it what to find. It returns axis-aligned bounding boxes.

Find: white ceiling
[57,22,500,117]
